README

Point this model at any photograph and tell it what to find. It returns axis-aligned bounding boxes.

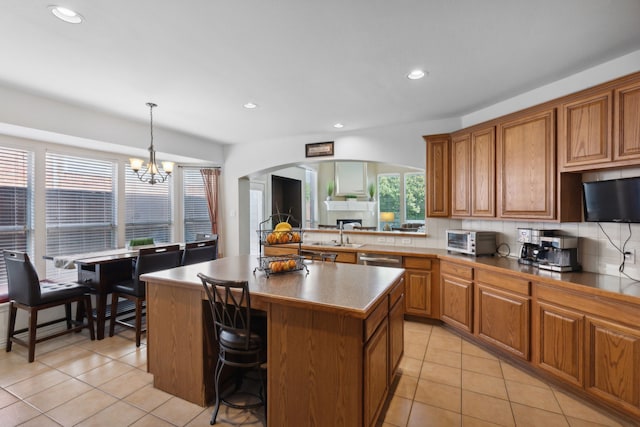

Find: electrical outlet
[624,249,636,264]
[377,236,386,243]
[401,238,411,245]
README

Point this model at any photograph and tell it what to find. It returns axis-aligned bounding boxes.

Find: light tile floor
[0,321,635,426]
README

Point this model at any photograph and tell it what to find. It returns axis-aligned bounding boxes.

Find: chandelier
[129,102,174,185]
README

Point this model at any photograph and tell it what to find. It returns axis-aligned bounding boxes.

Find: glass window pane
[125,164,172,243]
[183,168,211,242]
[378,174,400,230]
[404,173,426,222]
[0,146,33,296]
[46,152,116,280]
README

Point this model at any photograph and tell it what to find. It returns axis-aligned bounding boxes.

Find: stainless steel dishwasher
[357,252,403,267]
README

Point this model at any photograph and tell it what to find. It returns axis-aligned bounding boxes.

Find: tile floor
[0,321,635,426]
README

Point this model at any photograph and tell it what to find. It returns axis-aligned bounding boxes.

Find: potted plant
[368,183,376,201]
[326,180,335,201]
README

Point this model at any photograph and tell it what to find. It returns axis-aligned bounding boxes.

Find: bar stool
[198,273,266,425]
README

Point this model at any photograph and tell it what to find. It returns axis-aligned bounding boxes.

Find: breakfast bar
[141,255,405,426]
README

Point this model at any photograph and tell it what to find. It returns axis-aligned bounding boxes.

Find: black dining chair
[181,238,218,266]
[109,244,181,346]
[198,273,266,425]
[3,250,95,362]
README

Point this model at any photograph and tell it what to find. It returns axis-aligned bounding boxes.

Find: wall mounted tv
[582,176,640,223]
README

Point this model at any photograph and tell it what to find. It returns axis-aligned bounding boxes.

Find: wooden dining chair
[181,238,218,266]
[109,244,181,346]
[3,250,95,362]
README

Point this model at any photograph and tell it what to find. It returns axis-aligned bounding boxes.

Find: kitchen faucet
[339,222,344,246]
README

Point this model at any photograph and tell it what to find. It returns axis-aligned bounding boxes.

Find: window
[0,146,34,299]
[378,171,425,230]
[249,182,265,255]
[125,164,172,243]
[378,174,400,229]
[404,172,426,223]
[305,169,317,229]
[46,152,116,279]
[183,168,212,242]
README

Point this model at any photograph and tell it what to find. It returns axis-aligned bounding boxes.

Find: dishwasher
[357,252,403,267]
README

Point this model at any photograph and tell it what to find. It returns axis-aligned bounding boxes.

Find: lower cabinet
[364,319,389,427]
[585,316,640,415]
[440,261,473,333]
[404,257,439,318]
[364,277,405,427]
[534,299,584,387]
[474,269,530,360]
[533,282,640,419]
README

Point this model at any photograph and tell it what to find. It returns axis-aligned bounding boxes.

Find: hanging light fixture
[129,102,174,184]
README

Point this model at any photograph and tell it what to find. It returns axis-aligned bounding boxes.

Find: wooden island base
[143,255,405,427]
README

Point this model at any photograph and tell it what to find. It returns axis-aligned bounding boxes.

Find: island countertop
[141,254,405,318]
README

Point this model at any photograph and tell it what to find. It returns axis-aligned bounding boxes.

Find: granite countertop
[141,255,405,318]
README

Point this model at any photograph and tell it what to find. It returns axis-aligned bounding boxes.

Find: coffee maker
[536,236,581,272]
[517,228,555,265]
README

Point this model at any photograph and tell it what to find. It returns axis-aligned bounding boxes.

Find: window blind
[183,168,211,242]
[45,153,116,279]
[0,146,33,297]
[125,164,172,243]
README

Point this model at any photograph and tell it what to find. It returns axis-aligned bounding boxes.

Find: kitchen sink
[308,242,363,248]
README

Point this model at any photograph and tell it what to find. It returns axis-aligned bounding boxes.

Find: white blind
[0,146,33,295]
[183,168,211,242]
[45,152,116,279]
[125,164,172,243]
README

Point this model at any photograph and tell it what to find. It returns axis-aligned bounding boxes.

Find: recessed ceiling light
[49,6,84,24]
[407,69,426,80]
[243,102,258,109]
[333,123,344,129]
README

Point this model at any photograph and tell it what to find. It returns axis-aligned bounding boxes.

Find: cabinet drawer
[475,269,530,295]
[365,299,388,342]
[404,257,432,270]
[441,261,473,280]
[336,252,357,264]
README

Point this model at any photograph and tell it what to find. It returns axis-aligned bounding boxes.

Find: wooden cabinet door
[451,132,471,217]
[424,134,450,217]
[405,269,432,317]
[389,294,405,382]
[585,316,640,416]
[614,80,640,161]
[471,127,495,217]
[475,283,530,360]
[534,300,584,387]
[559,90,612,170]
[440,273,473,333]
[364,320,389,427]
[497,108,556,220]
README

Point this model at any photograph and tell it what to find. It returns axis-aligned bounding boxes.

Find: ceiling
[2,0,640,146]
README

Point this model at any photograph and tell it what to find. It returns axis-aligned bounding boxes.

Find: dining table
[47,244,182,340]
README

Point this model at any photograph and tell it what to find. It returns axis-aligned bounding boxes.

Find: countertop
[141,254,405,318]
[298,242,640,300]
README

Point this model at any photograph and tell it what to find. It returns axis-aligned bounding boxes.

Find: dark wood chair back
[182,239,218,266]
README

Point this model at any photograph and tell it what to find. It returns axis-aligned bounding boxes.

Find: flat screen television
[582,177,640,223]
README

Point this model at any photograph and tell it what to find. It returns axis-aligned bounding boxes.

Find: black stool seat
[219,330,262,351]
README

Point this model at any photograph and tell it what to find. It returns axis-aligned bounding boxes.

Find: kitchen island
[141,255,405,426]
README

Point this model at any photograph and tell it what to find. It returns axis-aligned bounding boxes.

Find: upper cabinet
[558,89,612,170]
[614,79,640,162]
[450,126,495,218]
[424,135,450,217]
[497,108,556,220]
[559,75,640,171]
